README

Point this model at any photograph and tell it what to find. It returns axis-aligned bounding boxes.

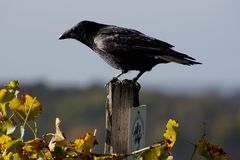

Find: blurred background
[1,0,240,159]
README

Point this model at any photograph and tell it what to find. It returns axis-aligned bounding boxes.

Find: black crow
[59,20,201,82]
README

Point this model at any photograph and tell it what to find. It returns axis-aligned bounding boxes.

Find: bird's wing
[95,26,190,58]
[96,26,174,51]
[94,26,200,65]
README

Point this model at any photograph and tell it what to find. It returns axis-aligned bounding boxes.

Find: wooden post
[104,79,146,158]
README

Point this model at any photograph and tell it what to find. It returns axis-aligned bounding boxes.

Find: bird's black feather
[59,20,201,82]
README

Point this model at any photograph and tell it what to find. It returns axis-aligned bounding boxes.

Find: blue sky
[1,0,240,91]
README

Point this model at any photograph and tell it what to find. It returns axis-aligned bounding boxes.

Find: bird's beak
[59,30,71,40]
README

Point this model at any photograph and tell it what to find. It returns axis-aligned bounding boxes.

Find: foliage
[197,137,228,160]
[0,81,228,160]
[192,132,228,160]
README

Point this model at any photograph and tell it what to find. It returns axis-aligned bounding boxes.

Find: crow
[59,20,201,82]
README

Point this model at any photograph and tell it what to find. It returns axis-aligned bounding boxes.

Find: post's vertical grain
[104,80,140,154]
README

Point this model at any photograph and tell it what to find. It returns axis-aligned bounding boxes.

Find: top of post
[106,79,141,91]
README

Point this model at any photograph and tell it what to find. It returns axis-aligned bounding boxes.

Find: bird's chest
[93,48,123,70]
[93,36,123,69]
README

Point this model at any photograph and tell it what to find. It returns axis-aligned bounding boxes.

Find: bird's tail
[156,50,202,65]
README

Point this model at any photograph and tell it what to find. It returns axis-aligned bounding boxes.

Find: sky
[1,0,240,91]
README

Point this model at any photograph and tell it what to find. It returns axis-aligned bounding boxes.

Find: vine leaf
[22,138,45,159]
[136,119,179,160]
[6,119,16,135]
[73,132,98,155]
[44,148,54,159]
[92,154,114,160]
[0,117,7,134]
[49,118,67,152]
[197,137,228,160]
[9,94,42,121]
[0,80,19,104]
[2,138,23,156]
[0,134,12,153]
[137,143,171,160]
[164,119,179,149]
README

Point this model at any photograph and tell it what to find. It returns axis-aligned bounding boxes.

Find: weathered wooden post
[104,80,146,159]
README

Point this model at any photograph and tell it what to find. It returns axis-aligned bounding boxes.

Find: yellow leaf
[3,138,23,156]
[137,143,171,160]
[7,80,19,90]
[2,152,13,160]
[74,132,97,154]
[166,156,174,160]
[0,89,15,104]
[0,134,12,152]
[22,138,45,159]
[12,153,26,160]
[44,148,54,160]
[93,155,114,160]
[197,138,228,160]
[9,94,42,121]
[163,119,179,149]
[8,98,21,110]
[0,80,19,104]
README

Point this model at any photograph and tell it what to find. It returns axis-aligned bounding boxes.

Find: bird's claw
[111,77,119,82]
[104,77,118,87]
[123,79,141,90]
[134,81,141,90]
[132,77,138,83]
[105,77,141,90]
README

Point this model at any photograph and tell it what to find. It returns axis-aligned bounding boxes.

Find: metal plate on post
[129,105,146,156]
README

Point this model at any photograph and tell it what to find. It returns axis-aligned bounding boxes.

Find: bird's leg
[115,71,124,79]
[133,71,145,82]
[111,70,127,81]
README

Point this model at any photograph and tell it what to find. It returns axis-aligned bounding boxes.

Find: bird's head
[59,20,105,47]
